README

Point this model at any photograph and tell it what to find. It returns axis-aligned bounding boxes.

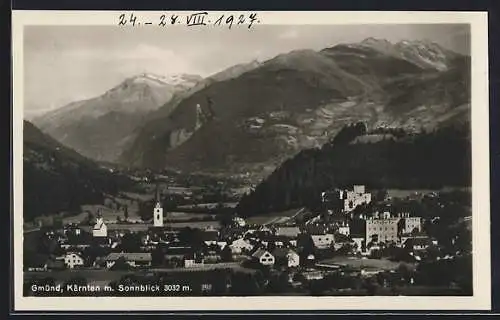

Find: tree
[110,256,130,271]
[124,205,129,220]
[151,246,165,267]
[267,272,290,293]
[120,232,142,252]
[375,189,388,202]
[220,245,233,262]
[364,278,379,295]
[397,262,412,283]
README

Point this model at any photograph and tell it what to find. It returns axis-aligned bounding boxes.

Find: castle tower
[153,184,164,227]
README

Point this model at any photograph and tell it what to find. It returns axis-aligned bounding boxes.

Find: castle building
[366,216,400,244]
[342,185,372,212]
[366,212,422,245]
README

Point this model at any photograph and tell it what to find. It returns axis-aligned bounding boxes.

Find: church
[92,213,107,237]
[153,185,164,227]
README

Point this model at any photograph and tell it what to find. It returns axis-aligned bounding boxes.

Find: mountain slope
[121,39,470,180]
[32,73,202,163]
[120,60,262,165]
[23,121,133,222]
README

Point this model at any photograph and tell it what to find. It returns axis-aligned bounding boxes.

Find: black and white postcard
[11,10,491,311]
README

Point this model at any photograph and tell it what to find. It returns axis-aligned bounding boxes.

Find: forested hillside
[236,122,471,217]
[23,121,134,222]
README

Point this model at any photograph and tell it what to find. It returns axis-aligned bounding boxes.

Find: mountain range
[33,73,202,163]
[31,38,470,182]
[120,38,470,179]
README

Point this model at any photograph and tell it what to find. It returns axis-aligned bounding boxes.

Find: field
[78,219,221,233]
[245,208,306,225]
[386,189,438,199]
[386,187,470,199]
[168,221,221,229]
[318,257,416,271]
[177,202,238,210]
[167,211,215,221]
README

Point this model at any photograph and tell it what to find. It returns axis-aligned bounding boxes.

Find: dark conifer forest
[236,122,471,217]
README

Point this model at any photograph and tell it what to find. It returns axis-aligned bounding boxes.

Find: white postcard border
[12,10,491,311]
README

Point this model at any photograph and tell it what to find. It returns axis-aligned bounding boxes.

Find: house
[311,234,335,249]
[201,230,219,246]
[251,248,275,266]
[275,226,301,238]
[164,246,193,260]
[303,224,329,236]
[25,255,48,272]
[400,213,421,234]
[64,252,85,269]
[351,237,365,253]
[92,217,107,237]
[47,259,65,270]
[272,248,300,268]
[232,216,246,227]
[302,270,324,280]
[64,225,82,236]
[229,238,254,254]
[184,252,205,268]
[104,253,152,269]
[337,224,350,237]
[404,238,432,251]
[361,268,383,277]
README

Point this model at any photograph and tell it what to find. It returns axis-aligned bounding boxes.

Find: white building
[64,252,85,269]
[366,217,399,244]
[92,217,107,237]
[232,216,246,227]
[251,249,275,266]
[337,222,350,237]
[153,202,164,227]
[402,214,421,234]
[311,234,335,249]
[104,253,152,269]
[351,237,365,252]
[275,226,301,238]
[342,185,372,212]
[153,186,164,227]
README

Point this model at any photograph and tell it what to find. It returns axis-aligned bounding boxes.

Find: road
[263,207,305,226]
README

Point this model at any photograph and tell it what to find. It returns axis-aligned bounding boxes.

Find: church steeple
[155,183,160,204]
[153,183,164,227]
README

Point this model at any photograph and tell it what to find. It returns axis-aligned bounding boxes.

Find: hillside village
[24,183,472,296]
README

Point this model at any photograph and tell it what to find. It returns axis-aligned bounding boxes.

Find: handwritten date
[118,12,260,29]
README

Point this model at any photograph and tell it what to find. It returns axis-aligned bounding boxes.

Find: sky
[24,24,470,117]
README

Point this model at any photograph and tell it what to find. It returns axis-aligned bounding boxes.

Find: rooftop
[104,252,152,262]
[251,248,271,259]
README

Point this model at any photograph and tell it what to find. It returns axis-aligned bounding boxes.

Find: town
[24,181,472,296]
